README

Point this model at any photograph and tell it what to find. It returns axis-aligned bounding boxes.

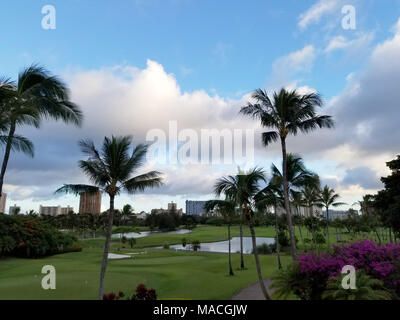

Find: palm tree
[205,199,236,276]
[0,65,83,201]
[56,136,163,299]
[215,168,271,300]
[240,88,334,259]
[317,185,346,248]
[0,78,34,182]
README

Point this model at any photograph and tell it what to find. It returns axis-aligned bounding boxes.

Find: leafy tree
[56,135,163,299]
[240,88,333,259]
[374,156,400,238]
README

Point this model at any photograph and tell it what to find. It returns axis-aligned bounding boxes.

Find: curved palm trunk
[99,194,115,300]
[274,206,282,270]
[245,206,270,300]
[228,223,234,276]
[326,206,331,248]
[280,137,297,259]
[239,213,245,269]
[0,123,16,198]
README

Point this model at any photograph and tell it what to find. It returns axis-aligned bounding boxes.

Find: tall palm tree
[0,78,34,178]
[240,88,334,259]
[56,136,163,299]
[205,199,236,276]
[0,65,83,201]
[317,185,346,248]
[215,168,271,300]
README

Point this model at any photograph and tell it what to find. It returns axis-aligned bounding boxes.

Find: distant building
[0,193,6,213]
[323,210,355,221]
[9,204,20,215]
[79,191,101,214]
[39,205,74,216]
[185,200,207,216]
[136,211,149,220]
[168,202,177,211]
[276,205,323,217]
[151,202,183,216]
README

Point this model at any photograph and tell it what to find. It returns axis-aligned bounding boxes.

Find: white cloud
[270,45,316,87]
[298,0,340,29]
[325,33,374,53]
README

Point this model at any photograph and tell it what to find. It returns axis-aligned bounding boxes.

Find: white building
[276,205,323,217]
[39,205,74,216]
[136,211,149,220]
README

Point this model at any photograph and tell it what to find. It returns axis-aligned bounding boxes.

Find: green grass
[0,247,291,300]
[0,224,383,300]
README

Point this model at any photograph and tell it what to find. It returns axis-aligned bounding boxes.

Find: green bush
[0,214,79,258]
[253,243,273,255]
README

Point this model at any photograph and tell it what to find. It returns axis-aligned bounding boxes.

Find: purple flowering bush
[274,240,400,300]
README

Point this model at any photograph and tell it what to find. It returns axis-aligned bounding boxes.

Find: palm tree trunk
[98,194,114,300]
[274,205,282,270]
[280,136,297,259]
[0,123,16,197]
[239,212,245,269]
[326,207,330,248]
[245,207,270,300]
[228,223,234,276]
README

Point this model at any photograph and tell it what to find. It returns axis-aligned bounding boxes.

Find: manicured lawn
[0,247,291,300]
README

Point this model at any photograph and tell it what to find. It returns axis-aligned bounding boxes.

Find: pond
[169,236,275,254]
[112,228,191,239]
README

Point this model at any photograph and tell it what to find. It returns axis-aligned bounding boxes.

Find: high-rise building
[0,193,6,213]
[168,202,177,211]
[39,205,74,216]
[185,200,207,216]
[9,204,20,215]
[79,191,101,214]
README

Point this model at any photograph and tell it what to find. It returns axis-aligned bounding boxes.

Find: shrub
[163,243,170,249]
[103,291,125,300]
[0,214,79,258]
[128,237,136,248]
[273,240,400,300]
[278,230,290,247]
[253,243,273,255]
[181,238,187,247]
[131,284,157,300]
[322,271,392,300]
[191,240,201,252]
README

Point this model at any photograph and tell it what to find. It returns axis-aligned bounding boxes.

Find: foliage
[0,214,79,258]
[253,243,274,255]
[131,284,157,300]
[191,240,201,252]
[275,240,400,300]
[322,271,392,300]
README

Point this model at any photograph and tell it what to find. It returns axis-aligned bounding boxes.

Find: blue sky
[1,0,400,213]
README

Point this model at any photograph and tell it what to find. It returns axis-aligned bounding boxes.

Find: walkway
[231,278,275,300]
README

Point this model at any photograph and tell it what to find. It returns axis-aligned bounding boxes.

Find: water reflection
[169,236,275,254]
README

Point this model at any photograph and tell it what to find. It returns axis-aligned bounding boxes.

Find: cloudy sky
[1,0,399,213]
